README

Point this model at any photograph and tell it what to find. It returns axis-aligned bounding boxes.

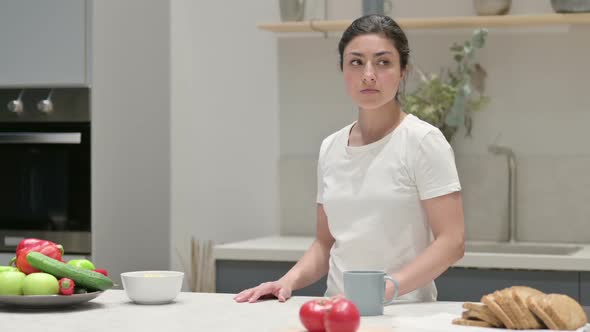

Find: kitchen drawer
[216,260,327,296]
[581,272,590,306]
[436,267,579,302]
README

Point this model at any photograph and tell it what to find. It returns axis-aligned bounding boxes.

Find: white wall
[170,1,280,279]
[279,0,590,243]
[91,0,171,285]
[91,0,279,287]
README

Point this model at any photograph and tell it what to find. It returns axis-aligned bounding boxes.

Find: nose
[362,64,376,84]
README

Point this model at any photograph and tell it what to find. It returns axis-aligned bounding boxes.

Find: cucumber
[74,286,87,294]
[26,252,114,291]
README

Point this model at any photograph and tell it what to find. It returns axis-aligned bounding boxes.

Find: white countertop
[6,289,587,331]
[0,289,455,332]
[214,236,590,271]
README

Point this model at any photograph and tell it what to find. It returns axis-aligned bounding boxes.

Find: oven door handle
[0,132,82,144]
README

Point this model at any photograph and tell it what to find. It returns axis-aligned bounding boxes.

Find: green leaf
[454,54,463,62]
[450,43,463,52]
[471,28,488,48]
[461,83,472,96]
[445,93,466,127]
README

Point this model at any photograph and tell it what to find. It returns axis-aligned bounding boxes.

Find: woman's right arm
[233,204,334,303]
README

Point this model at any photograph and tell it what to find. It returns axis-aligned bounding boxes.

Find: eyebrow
[346,51,393,57]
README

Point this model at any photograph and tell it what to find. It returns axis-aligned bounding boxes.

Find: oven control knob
[7,89,25,115]
[38,89,54,114]
[38,99,53,114]
[7,99,24,114]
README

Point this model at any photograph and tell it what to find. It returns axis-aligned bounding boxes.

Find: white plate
[0,291,104,308]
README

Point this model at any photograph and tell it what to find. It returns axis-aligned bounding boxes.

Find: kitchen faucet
[488,144,517,243]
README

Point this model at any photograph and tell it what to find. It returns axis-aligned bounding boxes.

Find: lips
[360,89,379,94]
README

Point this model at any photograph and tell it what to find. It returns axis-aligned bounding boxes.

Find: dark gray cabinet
[217,260,587,305]
[581,272,590,306]
[0,0,90,86]
[436,268,579,303]
[216,260,327,296]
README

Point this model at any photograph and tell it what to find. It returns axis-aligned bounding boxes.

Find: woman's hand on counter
[233,280,293,303]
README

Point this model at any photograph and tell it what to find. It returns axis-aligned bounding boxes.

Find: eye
[350,59,363,66]
[378,59,391,66]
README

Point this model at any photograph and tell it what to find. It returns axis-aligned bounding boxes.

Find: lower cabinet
[216,260,587,305]
[581,272,590,306]
[216,260,326,296]
[436,268,580,303]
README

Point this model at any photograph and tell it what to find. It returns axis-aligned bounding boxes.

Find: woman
[234,14,464,304]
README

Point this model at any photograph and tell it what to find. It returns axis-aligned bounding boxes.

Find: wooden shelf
[257,13,590,33]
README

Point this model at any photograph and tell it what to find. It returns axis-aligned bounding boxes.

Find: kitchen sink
[465,242,583,255]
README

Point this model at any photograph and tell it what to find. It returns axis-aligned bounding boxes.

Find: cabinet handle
[0,132,81,144]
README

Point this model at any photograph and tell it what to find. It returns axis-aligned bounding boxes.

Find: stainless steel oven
[0,88,91,254]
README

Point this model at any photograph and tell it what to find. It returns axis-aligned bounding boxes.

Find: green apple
[22,273,59,295]
[67,259,95,270]
[0,266,18,272]
[0,271,26,295]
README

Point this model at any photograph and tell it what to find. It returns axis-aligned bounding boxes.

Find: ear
[400,66,408,80]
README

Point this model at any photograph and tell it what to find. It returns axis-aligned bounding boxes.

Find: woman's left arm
[386,191,465,300]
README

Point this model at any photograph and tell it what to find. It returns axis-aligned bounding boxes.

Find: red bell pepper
[58,278,75,296]
[11,240,64,274]
[15,238,57,254]
[10,238,64,265]
[93,268,109,277]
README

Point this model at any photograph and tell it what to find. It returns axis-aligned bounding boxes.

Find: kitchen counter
[214,236,590,271]
[2,290,588,331]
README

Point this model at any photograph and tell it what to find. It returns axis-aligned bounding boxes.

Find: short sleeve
[316,143,325,204]
[413,130,461,200]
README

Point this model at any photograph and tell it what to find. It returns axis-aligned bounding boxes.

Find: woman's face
[342,33,405,111]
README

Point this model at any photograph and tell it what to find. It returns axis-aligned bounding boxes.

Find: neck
[354,100,405,144]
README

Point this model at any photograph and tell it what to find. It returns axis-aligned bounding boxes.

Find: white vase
[279,0,306,22]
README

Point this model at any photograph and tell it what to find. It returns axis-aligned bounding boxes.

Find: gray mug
[362,0,392,15]
[343,270,398,316]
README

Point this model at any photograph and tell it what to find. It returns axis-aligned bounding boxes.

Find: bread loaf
[462,302,504,327]
[452,286,588,330]
[527,294,588,330]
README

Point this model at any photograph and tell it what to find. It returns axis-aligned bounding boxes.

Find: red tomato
[299,298,333,332]
[324,298,360,332]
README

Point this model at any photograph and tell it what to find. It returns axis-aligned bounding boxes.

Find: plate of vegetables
[0,238,113,307]
[0,290,105,307]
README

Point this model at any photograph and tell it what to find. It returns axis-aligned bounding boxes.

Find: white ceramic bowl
[120,271,184,304]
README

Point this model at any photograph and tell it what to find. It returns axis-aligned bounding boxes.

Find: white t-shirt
[316,114,461,302]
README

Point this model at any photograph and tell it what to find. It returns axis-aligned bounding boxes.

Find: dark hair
[338,15,410,71]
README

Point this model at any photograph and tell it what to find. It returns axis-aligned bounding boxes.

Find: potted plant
[402,29,490,142]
